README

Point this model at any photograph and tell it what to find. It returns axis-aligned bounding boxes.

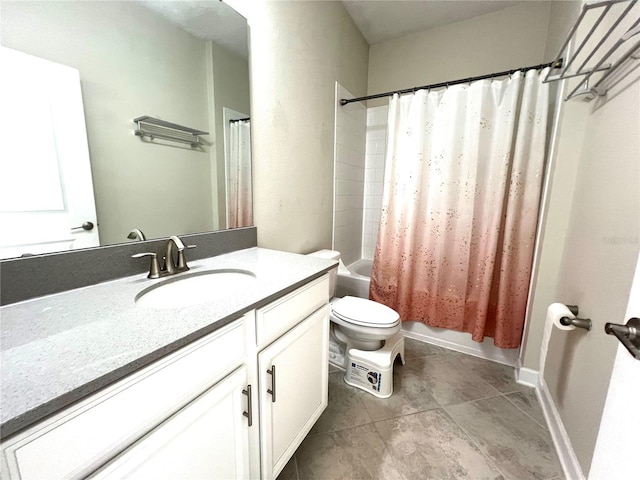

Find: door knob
[604,318,640,360]
[71,221,94,231]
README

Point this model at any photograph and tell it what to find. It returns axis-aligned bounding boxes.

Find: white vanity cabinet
[1,315,252,480]
[254,275,330,480]
[1,272,331,480]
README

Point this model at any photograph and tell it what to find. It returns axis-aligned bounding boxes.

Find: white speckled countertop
[0,247,336,438]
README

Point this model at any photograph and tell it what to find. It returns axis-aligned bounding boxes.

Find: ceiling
[342,0,529,45]
[139,0,249,58]
[139,1,533,56]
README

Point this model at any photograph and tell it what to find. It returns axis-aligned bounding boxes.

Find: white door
[588,252,640,480]
[89,367,251,480]
[0,47,99,259]
[258,306,329,480]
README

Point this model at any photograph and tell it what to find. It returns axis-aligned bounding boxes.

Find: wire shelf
[544,0,640,101]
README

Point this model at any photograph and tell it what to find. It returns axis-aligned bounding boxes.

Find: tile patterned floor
[277,337,563,480]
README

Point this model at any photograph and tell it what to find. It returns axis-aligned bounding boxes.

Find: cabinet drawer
[256,274,329,347]
[2,314,249,480]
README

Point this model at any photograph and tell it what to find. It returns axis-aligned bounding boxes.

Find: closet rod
[340,58,563,106]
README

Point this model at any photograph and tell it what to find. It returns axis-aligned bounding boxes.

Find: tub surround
[0,227,257,306]
[333,83,367,267]
[0,246,337,438]
[336,258,372,299]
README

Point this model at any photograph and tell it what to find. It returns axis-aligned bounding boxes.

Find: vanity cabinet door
[258,305,329,480]
[89,367,251,480]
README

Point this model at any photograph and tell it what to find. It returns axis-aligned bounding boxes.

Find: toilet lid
[331,296,400,327]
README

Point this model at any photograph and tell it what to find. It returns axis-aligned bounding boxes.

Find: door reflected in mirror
[0,0,251,259]
[0,46,101,259]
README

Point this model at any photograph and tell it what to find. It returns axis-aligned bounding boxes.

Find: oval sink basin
[135,269,257,309]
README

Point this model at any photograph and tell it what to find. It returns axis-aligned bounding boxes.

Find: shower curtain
[370,68,550,348]
[227,120,253,228]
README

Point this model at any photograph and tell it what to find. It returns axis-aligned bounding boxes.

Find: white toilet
[309,250,405,398]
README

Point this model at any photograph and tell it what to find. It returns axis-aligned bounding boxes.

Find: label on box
[349,361,382,391]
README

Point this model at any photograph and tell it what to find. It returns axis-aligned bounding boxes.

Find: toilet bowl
[308,250,404,376]
[331,295,401,357]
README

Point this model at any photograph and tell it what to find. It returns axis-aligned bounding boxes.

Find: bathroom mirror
[0,0,251,259]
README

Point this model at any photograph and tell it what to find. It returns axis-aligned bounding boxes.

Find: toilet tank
[307,249,341,297]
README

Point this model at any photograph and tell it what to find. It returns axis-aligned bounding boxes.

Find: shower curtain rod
[340,58,564,106]
[230,117,250,123]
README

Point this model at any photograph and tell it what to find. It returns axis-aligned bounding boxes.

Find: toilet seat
[331,296,400,328]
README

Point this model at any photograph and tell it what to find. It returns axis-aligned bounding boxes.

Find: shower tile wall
[362,105,388,260]
[333,84,366,266]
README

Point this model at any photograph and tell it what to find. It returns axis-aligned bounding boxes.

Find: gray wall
[544,79,639,475]
[248,0,369,253]
[523,0,640,474]
[367,2,553,107]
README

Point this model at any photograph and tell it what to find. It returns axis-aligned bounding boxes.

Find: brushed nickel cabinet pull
[242,384,253,427]
[267,365,276,403]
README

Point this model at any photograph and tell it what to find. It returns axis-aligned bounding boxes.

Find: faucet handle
[132,252,161,278]
[176,245,196,270]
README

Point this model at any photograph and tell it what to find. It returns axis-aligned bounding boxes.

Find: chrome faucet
[132,235,196,279]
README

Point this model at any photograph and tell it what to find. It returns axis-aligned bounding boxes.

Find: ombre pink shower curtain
[227,120,253,228]
[370,69,550,348]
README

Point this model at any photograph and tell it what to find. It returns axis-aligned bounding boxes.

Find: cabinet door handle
[267,365,276,403]
[242,384,253,427]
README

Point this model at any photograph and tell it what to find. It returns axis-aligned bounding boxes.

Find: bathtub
[336,259,372,299]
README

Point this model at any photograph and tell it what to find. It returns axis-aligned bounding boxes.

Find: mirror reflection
[0,0,251,259]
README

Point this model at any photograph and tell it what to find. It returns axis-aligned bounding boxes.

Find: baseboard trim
[537,378,585,480]
[515,366,539,388]
[401,328,518,366]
